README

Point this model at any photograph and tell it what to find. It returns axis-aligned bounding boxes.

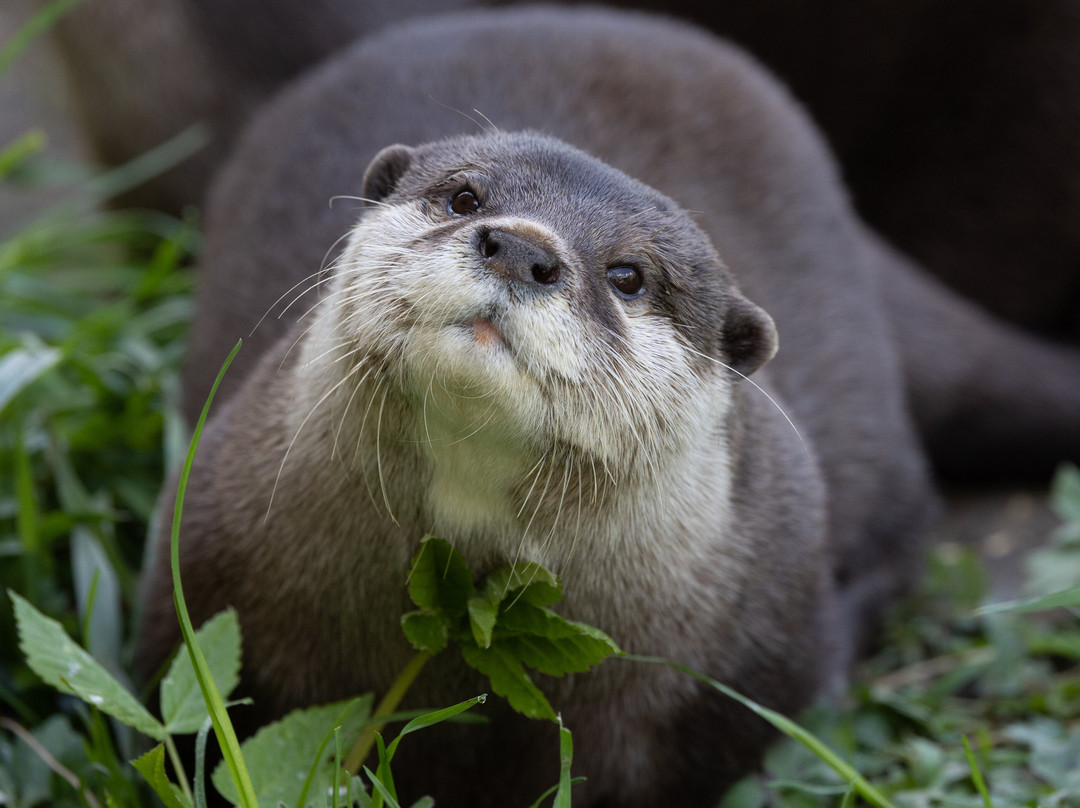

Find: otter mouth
[463,316,510,351]
[469,317,507,348]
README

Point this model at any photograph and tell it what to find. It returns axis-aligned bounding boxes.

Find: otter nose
[477,228,562,286]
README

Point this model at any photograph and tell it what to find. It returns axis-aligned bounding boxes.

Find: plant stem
[164,735,195,806]
[343,650,433,773]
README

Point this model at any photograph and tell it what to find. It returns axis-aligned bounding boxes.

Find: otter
[142,130,842,806]
[136,7,1080,806]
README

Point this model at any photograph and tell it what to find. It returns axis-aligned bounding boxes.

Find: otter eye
[449,189,481,216]
[607,265,644,297]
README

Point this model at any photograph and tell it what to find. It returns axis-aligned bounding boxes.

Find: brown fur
[134,10,956,806]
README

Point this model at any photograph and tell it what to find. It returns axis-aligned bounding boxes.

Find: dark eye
[449,189,481,215]
[607,265,643,297]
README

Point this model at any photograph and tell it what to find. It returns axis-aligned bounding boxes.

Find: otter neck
[295,319,738,572]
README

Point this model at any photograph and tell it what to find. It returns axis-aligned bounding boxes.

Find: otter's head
[323,132,775,487]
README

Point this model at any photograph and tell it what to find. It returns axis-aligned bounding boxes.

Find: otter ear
[723,295,778,376]
[362,144,415,203]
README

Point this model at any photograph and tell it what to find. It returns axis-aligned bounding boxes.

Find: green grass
[2,41,1079,808]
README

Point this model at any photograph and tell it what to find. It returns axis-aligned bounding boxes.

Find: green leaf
[364,764,403,808]
[400,610,450,654]
[553,714,574,808]
[194,718,213,808]
[10,590,166,739]
[468,563,565,649]
[1028,629,1080,659]
[385,694,487,759]
[460,644,556,721]
[483,562,562,608]
[132,744,192,808]
[1052,463,1080,527]
[212,697,373,807]
[0,0,83,80]
[407,537,473,620]
[498,601,622,653]
[71,525,125,681]
[0,130,45,178]
[962,736,995,808]
[161,609,242,734]
[496,601,581,638]
[467,593,499,648]
[0,341,61,415]
[978,586,1080,616]
[495,632,617,677]
[372,733,397,808]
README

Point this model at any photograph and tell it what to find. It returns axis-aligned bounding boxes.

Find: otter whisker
[267,356,369,521]
[328,194,392,208]
[250,265,339,338]
[515,450,550,521]
[510,448,559,576]
[683,343,807,451]
[331,359,377,463]
[374,384,399,526]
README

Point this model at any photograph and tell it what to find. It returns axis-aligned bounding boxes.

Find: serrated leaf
[161,609,242,734]
[460,644,556,721]
[497,601,583,639]
[132,744,191,808]
[482,563,562,608]
[495,633,618,677]
[401,610,450,653]
[10,590,166,739]
[213,697,373,807]
[468,563,563,648]
[407,537,473,620]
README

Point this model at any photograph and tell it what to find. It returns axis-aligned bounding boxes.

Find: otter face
[326,133,776,479]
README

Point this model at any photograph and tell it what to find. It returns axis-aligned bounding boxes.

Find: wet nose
[477,228,562,286]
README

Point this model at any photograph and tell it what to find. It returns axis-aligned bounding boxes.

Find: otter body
[136,8,1080,806]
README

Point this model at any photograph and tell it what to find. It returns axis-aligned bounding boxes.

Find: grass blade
[194,717,213,808]
[977,587,1080,615]
[626,655,898,808]
[963,736,995,808]
[168,340,258,808]
[0,0,83,79]
[363,765,403,808]
[553,714,574,808]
